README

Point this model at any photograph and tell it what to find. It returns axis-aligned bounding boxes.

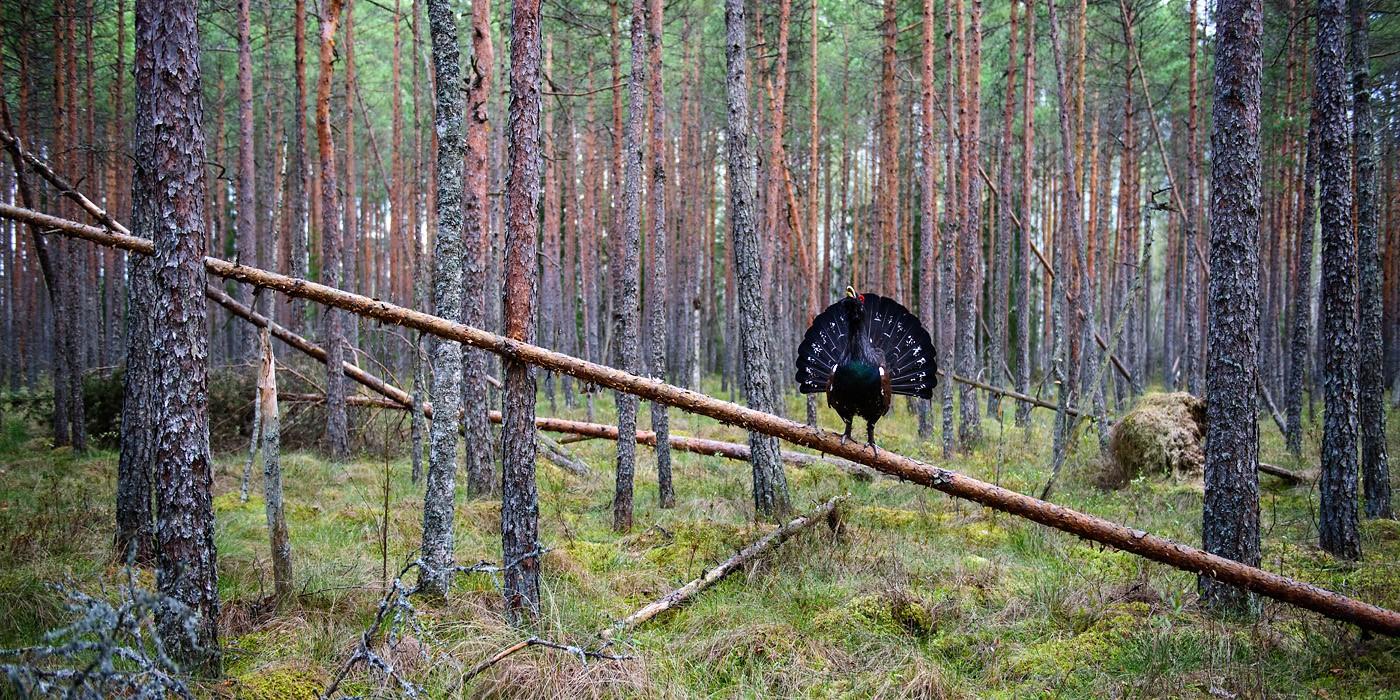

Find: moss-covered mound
[1103,392,1205,488]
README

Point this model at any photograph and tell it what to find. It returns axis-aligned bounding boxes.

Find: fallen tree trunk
[279,392,875,479]
[599,494,846,640]
[6,203,1398,636]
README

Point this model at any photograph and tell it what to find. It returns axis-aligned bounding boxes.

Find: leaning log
[599,495,846,640]
[6,203,1398,637]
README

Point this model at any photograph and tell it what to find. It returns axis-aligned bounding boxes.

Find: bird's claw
[866,441,877,457]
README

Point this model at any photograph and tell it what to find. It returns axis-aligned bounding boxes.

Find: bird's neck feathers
[845,311,873,361]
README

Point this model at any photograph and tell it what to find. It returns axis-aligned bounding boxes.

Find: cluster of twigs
[0,567,200,699]
[321,546,629,699]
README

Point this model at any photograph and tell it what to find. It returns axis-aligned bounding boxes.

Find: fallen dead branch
[458,636,631,687]
[599,494,846,641]
[7,203,1398,636]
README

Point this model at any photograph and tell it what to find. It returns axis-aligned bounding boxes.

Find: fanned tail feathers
[795,293,938,399]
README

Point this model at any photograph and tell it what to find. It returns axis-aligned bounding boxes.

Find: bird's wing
[864,294,938,399]
[795,299,850,394]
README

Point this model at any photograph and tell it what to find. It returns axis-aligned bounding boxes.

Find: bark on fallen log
[599,495,846,640]
[8,203,1398,637]
[279,392,875,479]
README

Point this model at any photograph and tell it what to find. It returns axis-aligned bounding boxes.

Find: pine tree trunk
[289,0,309,332]
[501,0,544,620]
[316,0,348,461]
[989,0,1019,420]
[1315,0,1361,560]
[1286,119,1318,456]
[613,0,647,533]
[463,0,496,498]
[1200,0,1264,612]
[647,0,674,509]
[235,0,256,360]
[256,328,291,604]
[957,0,984,446]
[418,0,466,598]
[1014,0,1036,428]
[725,0,790,520]
[134,0,220,672]
[1350,0,1392,520]
[1181,0,1202,395]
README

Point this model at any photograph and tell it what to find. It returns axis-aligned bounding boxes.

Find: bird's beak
[845,286,856,298]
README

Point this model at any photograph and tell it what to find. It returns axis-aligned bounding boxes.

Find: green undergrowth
[0,381,1397,698]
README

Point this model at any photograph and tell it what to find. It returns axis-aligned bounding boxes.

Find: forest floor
[1,380,1399,698]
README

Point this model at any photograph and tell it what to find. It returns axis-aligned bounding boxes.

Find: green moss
[228,664,323,700]
[849,506,922,529]
[1008,602,1150,678]
[1104,392,1205,487]
[816,589,936,638]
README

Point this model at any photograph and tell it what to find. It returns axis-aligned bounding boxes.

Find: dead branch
[459,636,631,686]
[6,203,1398,637]
[599,494,846,641]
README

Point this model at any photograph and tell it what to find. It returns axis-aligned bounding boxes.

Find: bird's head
[844,286,866,322]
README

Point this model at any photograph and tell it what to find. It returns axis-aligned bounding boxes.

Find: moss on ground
[0,380,1397,697]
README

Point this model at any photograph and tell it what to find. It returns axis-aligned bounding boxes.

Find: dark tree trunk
[501,0,544,621]
[1182,0,1202,396]
[957,0,983,446]
[463,0,496,498]
[1286,118,1318,456]
[1200,0,1264,612]
[134,0,220,672]
[418,0,466,598]
[115,127,155,567]
[1350,0,1392,520]
[1014,0,1035,428]
[1316,0,1361,560]
[725,0,790,520]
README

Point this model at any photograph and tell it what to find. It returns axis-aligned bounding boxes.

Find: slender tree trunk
[290,0,309,332]
[418,0,466,598]
[235,0,256,360]
[134,0,220,672]
[256,328,291,604]
[316,0,348,461]
[957,0,984,445]
[501,0,544,621]
[1316,0,1361,560]
[647,0,674,508]
[463,0,496,497]
[1182,0,1202,396]
[1043,0,1078,499]
[1014,0,1036,428]
[1350,0,1392,520]
[726,0,790,520]
[1286,118,1318,455]
[1200,0,1264,613]
[613,0,647,533]
[989,0,1019,420]
[918,0,937,439]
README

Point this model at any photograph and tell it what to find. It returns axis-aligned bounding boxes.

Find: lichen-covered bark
[1044,0,1078,496]
[988,0,1019,420]
[462,0,495,498]
[725,0,790,520]
[501,0,544,621]
[1315,0,1361,560]
[1350,0,1391,520]
[1200,0,1263,612]
[1181,0,1202,397]
[418,0,466,598]
[917,0,937,439]
[316,0,349,462]
[647,0,673,509]
[614,0,646,533]
[1285,120,1317,456]
[940,0,960,458]
[134,0,220,672]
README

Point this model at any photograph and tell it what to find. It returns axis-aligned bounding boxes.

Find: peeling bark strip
[9,205,1400,636]
[600,495,846,640]
[131,0,220,673]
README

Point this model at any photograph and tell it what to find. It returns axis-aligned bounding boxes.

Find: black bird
[795,286,938,453]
